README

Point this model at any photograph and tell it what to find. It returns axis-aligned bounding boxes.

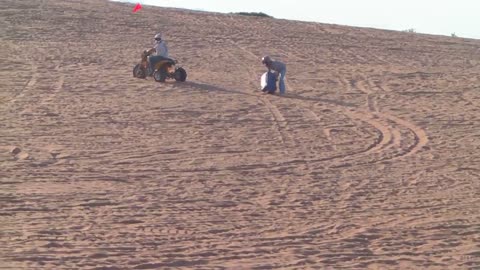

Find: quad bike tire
[153,69,167,82]
[174,67,187,82]
[133,64,146,79]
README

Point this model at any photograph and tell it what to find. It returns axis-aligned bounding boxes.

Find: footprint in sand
[7,146,30,160]
[8,146,22,155]
[43,145,72,162]
[17,152,30,160]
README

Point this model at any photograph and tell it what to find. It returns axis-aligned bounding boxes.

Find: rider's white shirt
[154,41,168,57]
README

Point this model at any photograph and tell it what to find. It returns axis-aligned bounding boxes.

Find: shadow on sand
[282,93,357,107]
[175,81,357,108]
[180,81,258,97]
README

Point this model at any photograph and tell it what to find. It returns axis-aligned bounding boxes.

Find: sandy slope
[1,0,479,269]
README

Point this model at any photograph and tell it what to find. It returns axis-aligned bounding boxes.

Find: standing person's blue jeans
[278,67,287,95]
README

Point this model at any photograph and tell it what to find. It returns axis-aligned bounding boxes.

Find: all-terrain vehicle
[133,50,187,82]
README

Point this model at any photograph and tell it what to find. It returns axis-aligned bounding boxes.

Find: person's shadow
[179,81,258,97]
[173,81,357,107]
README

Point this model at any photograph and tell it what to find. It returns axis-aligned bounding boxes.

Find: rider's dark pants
[149,55,170,73]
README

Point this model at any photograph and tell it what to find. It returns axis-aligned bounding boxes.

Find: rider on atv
[133,32,187,82]
[144,33,169,75]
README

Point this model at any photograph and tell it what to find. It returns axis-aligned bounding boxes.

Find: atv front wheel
[133,64,146,79]
[153,69,167,82]
[174,67,187,82]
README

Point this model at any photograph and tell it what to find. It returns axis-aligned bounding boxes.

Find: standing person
[262,56,287,95]
[145,33,169,75]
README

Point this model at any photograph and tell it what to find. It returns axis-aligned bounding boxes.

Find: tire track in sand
[344,74,428,162]
[36,49,66,108]
[214,14,428,168]
[6,56,39,108]
[213,16,297,148]
[222,15,398,167]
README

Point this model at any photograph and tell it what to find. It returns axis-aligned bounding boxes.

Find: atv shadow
[179,81,258,97]
[175,81,357,107]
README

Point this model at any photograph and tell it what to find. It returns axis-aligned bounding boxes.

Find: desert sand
[1,0,479,269]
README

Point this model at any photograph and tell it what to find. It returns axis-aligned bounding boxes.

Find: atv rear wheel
[153,69,167,82]
[174,67,187,82]
[133,64,146,79]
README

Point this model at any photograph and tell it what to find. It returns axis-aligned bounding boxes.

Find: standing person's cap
[262,56,272,64]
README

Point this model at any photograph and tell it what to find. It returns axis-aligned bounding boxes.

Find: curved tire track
[213,16,297,148]
[216,15,429,168]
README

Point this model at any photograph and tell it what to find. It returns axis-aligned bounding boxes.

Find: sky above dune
[112,0,480,39]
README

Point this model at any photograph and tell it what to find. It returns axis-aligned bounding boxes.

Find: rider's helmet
[154,33,162,41]
[262,55,272,65]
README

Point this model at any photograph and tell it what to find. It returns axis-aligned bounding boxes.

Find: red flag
[133,3,142,13]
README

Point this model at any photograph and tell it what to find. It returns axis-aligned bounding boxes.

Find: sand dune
[1,0,479,269]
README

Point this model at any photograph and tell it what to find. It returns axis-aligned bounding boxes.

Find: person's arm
[146,48,156,55]
[269,64,278,78]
